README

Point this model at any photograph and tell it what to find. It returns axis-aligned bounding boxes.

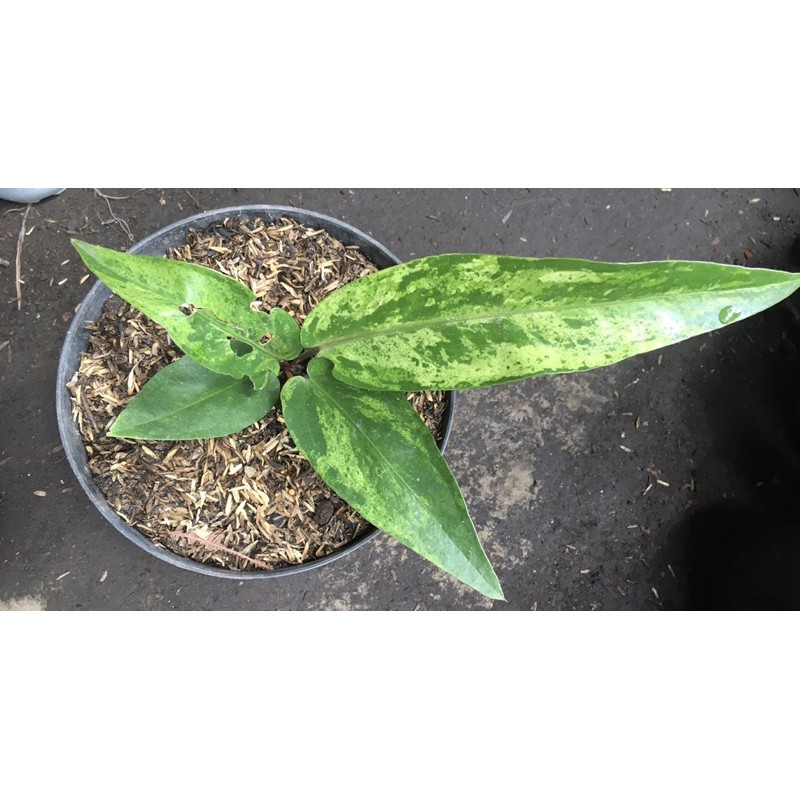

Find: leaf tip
[71,238,103,268]
[483,581,506,602]
[467,564,505,601]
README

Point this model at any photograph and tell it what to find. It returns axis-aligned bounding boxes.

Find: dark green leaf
[302,254,800,390]
[281,357,503,600]
[71,240,303,389]
[110,356,279,440]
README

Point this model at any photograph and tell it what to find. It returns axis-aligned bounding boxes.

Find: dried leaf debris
[68,216,447,572]
[15,204,31,310]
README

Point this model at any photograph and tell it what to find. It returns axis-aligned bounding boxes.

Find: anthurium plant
[71,239,800,600]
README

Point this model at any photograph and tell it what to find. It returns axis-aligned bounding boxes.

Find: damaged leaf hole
[228,338,253,357]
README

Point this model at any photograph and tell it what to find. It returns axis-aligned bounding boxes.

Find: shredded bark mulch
[67,216,447,572]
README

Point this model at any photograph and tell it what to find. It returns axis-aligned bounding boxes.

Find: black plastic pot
[56,205,456,579]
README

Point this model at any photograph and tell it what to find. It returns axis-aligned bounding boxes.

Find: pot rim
[56,205,457,580]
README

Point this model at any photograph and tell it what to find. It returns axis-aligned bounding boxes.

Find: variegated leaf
[281,357,504,600]
[72,240,302,389]
[302,254,800,390]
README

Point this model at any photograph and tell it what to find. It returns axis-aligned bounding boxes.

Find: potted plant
[59,205,800,600]
[56,207,450,581]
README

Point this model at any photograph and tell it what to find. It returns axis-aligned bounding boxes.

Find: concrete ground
[2,187,799,611]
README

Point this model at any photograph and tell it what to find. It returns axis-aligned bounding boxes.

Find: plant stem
[283,347,319,378]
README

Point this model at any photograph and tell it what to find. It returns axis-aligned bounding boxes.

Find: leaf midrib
[171,306,272,356]
[314,282,792,350]
[308,375,467,555]
[114,375,249,435]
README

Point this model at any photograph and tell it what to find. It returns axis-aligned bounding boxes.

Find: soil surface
[2,188,800,610]
[67,214,446,571]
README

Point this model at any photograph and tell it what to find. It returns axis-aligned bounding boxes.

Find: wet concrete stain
[0,595,47,611]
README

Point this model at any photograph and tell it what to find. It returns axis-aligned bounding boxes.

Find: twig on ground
[93,188,137,241]
[93,189,147,201]
[15,204,31,310]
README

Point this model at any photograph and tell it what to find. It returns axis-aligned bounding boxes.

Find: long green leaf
[110,356,279,440]
[72,240,302,389]
[302,255,800,390]
[281,358,503,600]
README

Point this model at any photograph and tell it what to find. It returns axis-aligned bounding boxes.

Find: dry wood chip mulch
[67,216,447,572]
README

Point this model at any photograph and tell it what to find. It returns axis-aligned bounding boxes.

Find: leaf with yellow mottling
[281,358,503,600]
[72,240,301,389]
[302,254,800,390]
